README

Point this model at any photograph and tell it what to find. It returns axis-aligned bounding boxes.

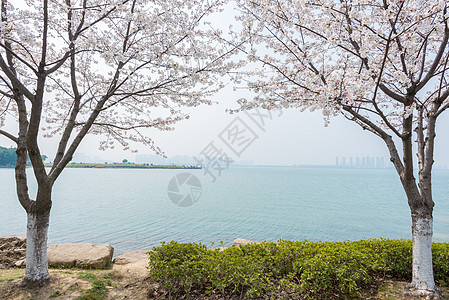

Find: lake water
[1,166,448,256]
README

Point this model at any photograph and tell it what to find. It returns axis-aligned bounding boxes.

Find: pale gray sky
[1,84,448,168]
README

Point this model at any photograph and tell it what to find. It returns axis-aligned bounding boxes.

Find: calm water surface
[1,166,448,255]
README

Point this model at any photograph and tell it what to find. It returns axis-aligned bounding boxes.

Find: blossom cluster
[0,0,239,154]
[233,0,448,130]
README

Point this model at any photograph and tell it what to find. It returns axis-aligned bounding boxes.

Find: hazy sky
[1,2,448,168]
[1,83,448,167]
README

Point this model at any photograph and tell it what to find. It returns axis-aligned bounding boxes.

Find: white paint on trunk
[24,212,50,282]
[412,216,435,291]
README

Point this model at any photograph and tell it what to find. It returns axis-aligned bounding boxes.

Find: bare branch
[0,42,39,74]
[0,129,18,143]
[416,27,449,91]
[0,55,35,102]
[342,104,404,174]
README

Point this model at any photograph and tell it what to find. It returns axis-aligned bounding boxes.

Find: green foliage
[103,271,121,280]
[49,290,64,298]
[147,241,209,294]
[77,273,111,300]
[0,275,24,283]
[148,239,449,299]
[0,146,16,166]
[49,261,111,270]
[432,242,449,286]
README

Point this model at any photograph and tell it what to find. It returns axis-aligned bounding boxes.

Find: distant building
[335,155,388,169]
[376,156,385,169]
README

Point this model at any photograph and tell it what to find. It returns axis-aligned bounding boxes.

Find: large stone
[113,250,149,265]
[47,243,114,269]
[112,251,149,277]
[232,238,262,247]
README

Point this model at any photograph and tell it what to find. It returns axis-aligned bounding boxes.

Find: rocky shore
[0,235,26,269]
[0,235,265,299]
[0,235,151,278]
[0,235,261,276]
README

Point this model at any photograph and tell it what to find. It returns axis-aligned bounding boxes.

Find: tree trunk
[410,213,437,294]
[23,210,50,285]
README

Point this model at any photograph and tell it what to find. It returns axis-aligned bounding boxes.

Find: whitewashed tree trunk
[24,211,50,284]
[411,214,436,292]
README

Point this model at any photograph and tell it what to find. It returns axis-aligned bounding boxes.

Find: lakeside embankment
[2,236,449,299]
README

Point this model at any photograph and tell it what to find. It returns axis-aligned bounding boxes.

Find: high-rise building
[365,156,371,168]
[337,155,387,169]
[376,156,385,169]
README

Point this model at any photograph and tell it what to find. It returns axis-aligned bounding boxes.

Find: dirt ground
[1,268,448,300]
[0,235,157,299]
[0,268,158,300]
[371,281,449,300]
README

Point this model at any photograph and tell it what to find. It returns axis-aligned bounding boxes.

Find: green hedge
[148,239,449,299]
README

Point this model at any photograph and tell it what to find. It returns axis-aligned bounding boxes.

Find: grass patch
[0,269,24,288]
[0,276,23,283]
[77,272,113,300]
[49,289,65,298]
[103,270,122,281]
[49,261,112,270]
[148,239,449,299]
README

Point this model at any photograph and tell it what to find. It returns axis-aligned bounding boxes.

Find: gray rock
[14,259,26,268]
[47,243,114,269]
[112,250,149,277]
[113,251,149,265]
[232,238,262,247]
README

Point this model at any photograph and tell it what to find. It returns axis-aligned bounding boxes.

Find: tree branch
[0,129,18,143]
[52,1,84,170]
[416,27,449,91]
[0,55,35,102]
[342,104,404,174]
[0,42,38,74]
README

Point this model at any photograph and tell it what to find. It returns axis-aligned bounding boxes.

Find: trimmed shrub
[147,239,449,299]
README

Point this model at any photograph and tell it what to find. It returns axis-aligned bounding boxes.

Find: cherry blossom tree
[232,0,448,296]
[0,0,236,285]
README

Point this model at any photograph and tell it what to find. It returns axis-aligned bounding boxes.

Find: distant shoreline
[1,163,447,171]
[43,163,201,169]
